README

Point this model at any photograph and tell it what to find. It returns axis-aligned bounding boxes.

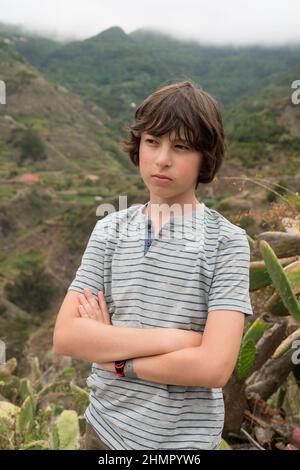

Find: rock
[253,232,300,258]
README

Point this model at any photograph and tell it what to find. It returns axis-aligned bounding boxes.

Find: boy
[53,80,253,450]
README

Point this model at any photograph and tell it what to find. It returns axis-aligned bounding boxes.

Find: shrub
[18,128,47,165]
[4,260,56,314]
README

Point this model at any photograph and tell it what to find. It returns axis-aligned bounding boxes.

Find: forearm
[54,317,200,363]
[132,346,224,388]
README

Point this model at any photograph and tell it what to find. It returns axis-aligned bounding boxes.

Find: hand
[78,288,112,325]
[78,288,114,372]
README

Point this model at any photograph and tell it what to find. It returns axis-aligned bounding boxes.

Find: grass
[0,256,18,280]
[285,193,300,210]
[59,192,96,206]
[0,186,16,199]
[17,116,47,132]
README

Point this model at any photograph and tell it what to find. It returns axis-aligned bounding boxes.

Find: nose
[155,142,172,167]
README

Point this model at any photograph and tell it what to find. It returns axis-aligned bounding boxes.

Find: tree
[5,261,56,314]
[18,128,47,165]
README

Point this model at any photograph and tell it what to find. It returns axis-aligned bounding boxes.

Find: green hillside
[0,39,133,174]
[224,66,300,173]
[0,23,300,451]
[3,25,300,130]
[0,39,145,361]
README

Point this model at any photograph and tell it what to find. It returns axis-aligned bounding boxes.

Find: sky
[0,0,300,46]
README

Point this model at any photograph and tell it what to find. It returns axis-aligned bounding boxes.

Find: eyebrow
[172,138,188,144]
[144,133,188,144]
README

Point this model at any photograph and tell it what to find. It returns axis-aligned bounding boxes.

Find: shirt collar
[135,200,205,243]
[138,200,205,224]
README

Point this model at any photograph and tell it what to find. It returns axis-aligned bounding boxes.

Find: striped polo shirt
[67,200,253,450]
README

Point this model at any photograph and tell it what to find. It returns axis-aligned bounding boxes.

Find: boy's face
[139,130,203,203]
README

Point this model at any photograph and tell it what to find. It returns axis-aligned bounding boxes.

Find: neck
[146,195,201,219]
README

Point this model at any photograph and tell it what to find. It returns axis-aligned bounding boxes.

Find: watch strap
[115,360,127,377]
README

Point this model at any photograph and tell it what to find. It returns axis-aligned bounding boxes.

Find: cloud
[0,0,299,45]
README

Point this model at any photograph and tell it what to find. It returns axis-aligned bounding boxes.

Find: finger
[79,293,96,318]
[79,303,99,322]
[83,288,104,322]
[83,287,97,304]
[78,304,88,318]
[83,288,99,309]
[98,291,111,325]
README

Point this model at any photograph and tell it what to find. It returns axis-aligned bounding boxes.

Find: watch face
[115,360,126,377]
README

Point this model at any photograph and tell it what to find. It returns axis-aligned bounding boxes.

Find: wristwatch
[115,360,127,377]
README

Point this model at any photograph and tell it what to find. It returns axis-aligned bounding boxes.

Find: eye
[145,138,157,144]
[175,144,189,150]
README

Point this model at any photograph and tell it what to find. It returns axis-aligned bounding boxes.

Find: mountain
[0,21,62,66]
[0,39,132,175]
[0,23,299,365]
[3,25,300,127]
[224,65,300,174]
[0,39,145,362]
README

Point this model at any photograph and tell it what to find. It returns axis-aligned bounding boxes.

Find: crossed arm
[53,289,245,388]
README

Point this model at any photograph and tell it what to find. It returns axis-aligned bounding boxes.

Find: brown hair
[120,80,226,189]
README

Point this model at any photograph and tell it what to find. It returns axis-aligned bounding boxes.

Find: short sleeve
[67,218,110,296]
[207,230,253,316]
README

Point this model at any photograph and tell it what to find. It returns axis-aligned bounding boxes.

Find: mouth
[152,174,172,182]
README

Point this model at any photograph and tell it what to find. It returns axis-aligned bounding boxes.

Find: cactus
[16,395,35,434]
[265,260,300,316]
[51,410,79,450]
[20,440,49,450]
[272,327,300,358]
[238,239,300,397]
[70,383,89,415]
[236,317,271,381]
[253,232,300,259]
[0,401,20,449]
[0,357,89,450]
[56,367,76,381]
[236,339,256,381]
[20,378,33,402]
[243,316,271,344]
[0,358,17,375]
[0,401,20,424]
[249,261,272,291]
[259,240,300,323]
[29,356,42,385]
[0,375,20,402]
[219,437,232,450]
[249,256,298,291]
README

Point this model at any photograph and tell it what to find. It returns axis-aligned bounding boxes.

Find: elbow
[213,374,228,389]
[203,363,232,389]
[212,366,233,388]
[205,374,226,389]
[196,346,237,388]
[53,327,67,355]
